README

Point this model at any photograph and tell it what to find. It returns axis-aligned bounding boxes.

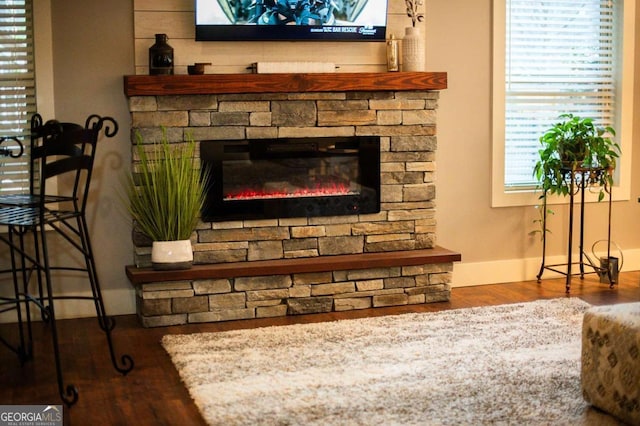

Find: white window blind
[504,0,619,189]
[0,0,35,195]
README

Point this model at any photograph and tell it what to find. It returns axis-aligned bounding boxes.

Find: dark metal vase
[149,33,174,75]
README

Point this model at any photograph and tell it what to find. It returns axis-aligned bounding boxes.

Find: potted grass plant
[533,113,620,201]
[125,130,208,270]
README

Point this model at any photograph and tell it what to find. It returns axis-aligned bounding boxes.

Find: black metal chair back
[9,114,117,208]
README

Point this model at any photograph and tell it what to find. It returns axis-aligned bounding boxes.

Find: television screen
[195,0,388,41]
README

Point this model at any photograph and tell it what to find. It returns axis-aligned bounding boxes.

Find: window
[0,0,35,195]
[492,0,634,207]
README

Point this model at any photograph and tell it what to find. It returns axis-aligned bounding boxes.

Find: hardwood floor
[1,272,639,425]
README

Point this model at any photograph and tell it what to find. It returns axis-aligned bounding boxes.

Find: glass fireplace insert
[200,136,380,222]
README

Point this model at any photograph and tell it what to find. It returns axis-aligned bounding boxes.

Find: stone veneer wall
[127,90,452,327]
[136,263,453,327]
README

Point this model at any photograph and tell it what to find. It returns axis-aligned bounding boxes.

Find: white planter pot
[402,27,426,71]
[151,239,193,270]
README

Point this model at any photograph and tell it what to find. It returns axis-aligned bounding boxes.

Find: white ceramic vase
[402,26,426,71]
[151,239,193,270]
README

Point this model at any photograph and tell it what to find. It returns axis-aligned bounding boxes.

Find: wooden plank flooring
[1,272,639,425]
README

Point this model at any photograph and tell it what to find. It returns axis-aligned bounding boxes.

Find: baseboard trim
[3,250,636,323]
[451,248,640,287]
[0,288,136,324]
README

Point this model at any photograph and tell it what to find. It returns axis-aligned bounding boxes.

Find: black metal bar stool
[0,113,134,407]
[0,134,28,359]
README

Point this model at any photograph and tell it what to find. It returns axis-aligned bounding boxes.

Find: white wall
[427,0,640,285]
[48,0,136,316]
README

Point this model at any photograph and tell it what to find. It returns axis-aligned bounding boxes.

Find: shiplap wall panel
[134,11,194,39]
[134,0,192,12]
[388,0,409,14]
[133,0,424,74]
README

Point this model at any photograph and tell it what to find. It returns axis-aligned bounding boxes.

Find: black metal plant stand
[536,166,616,293]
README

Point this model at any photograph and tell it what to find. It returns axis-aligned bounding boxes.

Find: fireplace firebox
[200,136,380,222]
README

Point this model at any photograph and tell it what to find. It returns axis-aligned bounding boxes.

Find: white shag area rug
[162,298,619,426]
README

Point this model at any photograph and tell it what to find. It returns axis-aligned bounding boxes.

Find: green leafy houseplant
[125,131,208,243]
[533,114,620,201]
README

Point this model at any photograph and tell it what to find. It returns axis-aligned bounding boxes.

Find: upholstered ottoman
[582,302,640,425]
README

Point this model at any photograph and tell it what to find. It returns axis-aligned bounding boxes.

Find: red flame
[225,182,354,200]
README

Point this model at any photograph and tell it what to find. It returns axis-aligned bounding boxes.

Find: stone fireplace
[124,72,460,327]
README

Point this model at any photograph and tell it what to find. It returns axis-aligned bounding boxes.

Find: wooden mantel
[123,72,447,96]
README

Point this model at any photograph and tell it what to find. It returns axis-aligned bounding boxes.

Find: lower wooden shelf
[126,246,461,285]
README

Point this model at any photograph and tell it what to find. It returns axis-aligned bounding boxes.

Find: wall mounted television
[195,0,388,41]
